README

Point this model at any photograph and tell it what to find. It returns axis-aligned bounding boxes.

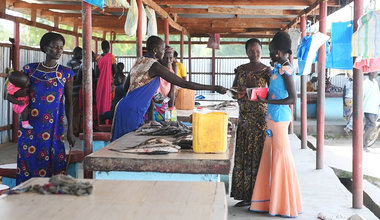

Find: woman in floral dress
[16,32,75,185]
[230,38,271,207]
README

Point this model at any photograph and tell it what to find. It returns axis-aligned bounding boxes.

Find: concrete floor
[1,133,379,219]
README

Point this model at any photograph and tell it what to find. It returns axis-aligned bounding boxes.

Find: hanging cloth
[207,33,220,49]
[146,6,158,36]
[353,57,380,72]
[352,10,380,59]
[297,36,314,75]
[140,2,147,39]
[288,28,301,57]
[297,32,330,75]
[124,0,138,36]
[326,21,353,70]
[104,0,129,8]
[83,0,104,10]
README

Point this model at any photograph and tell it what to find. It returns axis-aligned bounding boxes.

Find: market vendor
[111,36,227,141]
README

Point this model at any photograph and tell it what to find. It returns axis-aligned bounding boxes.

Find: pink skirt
[250,119,303,218]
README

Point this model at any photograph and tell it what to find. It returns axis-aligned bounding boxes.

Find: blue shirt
[267,63,294,122]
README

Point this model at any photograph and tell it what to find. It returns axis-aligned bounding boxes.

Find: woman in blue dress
[15,32,75,185]
[111,36,227,141]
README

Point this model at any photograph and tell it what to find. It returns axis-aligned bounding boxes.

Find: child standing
[7,70,33,129]
[249,31,303,218]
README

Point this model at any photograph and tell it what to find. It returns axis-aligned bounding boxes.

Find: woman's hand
[214,85,227,94]
[237,88,246,100]
[256,95,268,103]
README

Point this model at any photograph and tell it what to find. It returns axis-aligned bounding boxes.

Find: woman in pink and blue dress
[249,31,303,217]
[16,32,75,185]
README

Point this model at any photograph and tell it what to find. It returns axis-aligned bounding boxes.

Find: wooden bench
[97,124,111,132]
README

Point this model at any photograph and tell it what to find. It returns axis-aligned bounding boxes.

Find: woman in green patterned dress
[230,38,271,207]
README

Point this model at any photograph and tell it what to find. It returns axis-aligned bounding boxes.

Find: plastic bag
[146,6,158,36]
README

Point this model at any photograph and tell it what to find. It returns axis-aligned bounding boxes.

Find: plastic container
[249,87,268,101]
[192,110,228,153]
[170,107,177,122]
[175,88,195,110]
[164,108,171,122]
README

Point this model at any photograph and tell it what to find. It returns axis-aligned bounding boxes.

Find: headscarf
[40,32,65,53]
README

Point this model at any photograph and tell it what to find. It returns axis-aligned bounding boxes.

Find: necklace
[41,62,58,69]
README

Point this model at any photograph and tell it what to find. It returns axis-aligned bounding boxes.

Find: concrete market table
[0,177,227,220]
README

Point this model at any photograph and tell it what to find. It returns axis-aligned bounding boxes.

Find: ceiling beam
[3,13,103,41]
[191,22,284,29]
[0,0,6,18]
[155,0,314,6]
[177,17,292,24]
[207,7,300,16]
[284,0,326,30]
[164,7,300,16]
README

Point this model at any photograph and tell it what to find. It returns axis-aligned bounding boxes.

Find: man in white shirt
[363,71,380,151]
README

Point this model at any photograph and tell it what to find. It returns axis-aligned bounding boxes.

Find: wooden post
[300,15,307,149]
[164,18,169,45]
[136,0,143,57]
[188,37,192,82]
[212,47,216,90]
[82,1,93,179]
[316,0,327,170]
[94,39,98,55]
[180,31,184,63]
[352,0,364,209]
[12,21,20,142]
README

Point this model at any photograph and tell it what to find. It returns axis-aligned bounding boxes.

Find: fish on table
[110,138,181,154]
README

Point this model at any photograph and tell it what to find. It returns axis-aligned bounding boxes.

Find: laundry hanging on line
[326,21,353,70]
[297,32,330,75]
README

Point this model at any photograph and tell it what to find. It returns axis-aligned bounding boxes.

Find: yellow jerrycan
[192,109,228,153]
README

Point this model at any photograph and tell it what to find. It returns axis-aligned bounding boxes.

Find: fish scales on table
[110,138,181,154]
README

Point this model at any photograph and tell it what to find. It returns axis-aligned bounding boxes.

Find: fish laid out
[136,121,191,137]
[110,138,180,154]
[203,100,238,110]
[173,135,193,149]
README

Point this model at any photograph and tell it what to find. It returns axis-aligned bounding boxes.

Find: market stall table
[0,177,227,220]
[84,122,236,182]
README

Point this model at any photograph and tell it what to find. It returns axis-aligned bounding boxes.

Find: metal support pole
[94,39,98,55]
[352,0,364,209]
[316,0,327,169]
[212,47,216,89]
[75,36,79,47]
[180,31,184,63]
[164,18,169,46]
[300,15,307,149]
[136,0,142,57]
[188,37,192,82]
[82,1,93,179]
[12,21,20,142]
